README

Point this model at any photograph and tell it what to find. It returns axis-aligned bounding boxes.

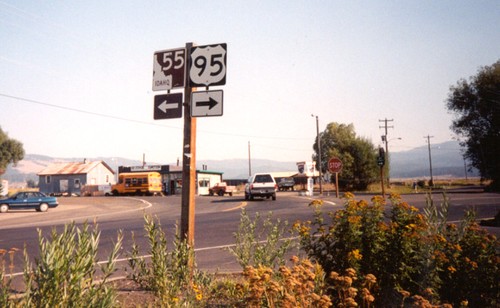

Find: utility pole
[424,135,434,188]
[379,118,394,187]
[312,114,323,194]
[181,42,197,249]
[248,141,252,177]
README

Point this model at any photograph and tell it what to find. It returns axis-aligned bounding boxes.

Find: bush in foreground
[295,193,499,307]
[1,221,122,308]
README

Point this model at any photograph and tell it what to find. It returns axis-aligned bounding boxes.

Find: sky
[1,1,499,165]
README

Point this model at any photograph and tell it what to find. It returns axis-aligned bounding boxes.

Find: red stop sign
[328,157,343,173]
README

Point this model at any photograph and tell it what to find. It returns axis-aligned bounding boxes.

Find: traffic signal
[377,147,385,166]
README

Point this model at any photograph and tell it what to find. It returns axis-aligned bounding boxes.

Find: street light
[311,114,323,194]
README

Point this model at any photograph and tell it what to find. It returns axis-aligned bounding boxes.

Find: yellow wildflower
[398,289,410,298]
[343,192,355,199]
[330,271,339,280]
[348,215,362,224]
[348,249,363,261]
[364,274,377,285]
[309,199,324,207]
[371,195,385,205]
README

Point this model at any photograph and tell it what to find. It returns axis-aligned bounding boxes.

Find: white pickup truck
[244,173,278,201]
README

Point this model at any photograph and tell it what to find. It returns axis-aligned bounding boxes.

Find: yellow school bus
[111,172,162,196]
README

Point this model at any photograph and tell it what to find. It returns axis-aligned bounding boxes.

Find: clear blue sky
[1,1,499,164]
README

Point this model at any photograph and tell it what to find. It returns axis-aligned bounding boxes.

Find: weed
[22,221,123,307]
[127,214,212,306]
[226,208,296,269]
[0,247,19,308]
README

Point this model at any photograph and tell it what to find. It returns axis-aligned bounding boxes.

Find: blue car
[0,191,59,213]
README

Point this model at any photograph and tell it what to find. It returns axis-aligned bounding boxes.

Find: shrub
[435,211,500,306]
[0,248,19,307]
[22,221,123,307]
[242,256,332,307]
[296,193,500,306]
[240,256,379,307]
[226,208,296,269]
[127,214,211,306]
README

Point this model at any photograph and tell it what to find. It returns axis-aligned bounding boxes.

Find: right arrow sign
[191,90,223,117]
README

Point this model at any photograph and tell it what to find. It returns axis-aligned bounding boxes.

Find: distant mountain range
[2,141,478,186]
[389,141,478,179]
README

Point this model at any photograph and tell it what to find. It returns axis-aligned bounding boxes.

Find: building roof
[37,161,115,176]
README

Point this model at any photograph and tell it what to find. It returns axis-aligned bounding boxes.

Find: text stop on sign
[328,158,343,173]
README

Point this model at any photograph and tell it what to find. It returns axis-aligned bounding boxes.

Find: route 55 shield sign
[189,43,227,87]
[152,48,186,91]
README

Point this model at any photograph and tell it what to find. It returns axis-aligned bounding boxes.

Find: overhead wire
[0,92,312,143]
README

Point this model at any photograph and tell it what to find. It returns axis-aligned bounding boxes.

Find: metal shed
[37,160,115,196]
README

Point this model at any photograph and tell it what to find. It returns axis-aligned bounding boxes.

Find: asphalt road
[1,190,499,289]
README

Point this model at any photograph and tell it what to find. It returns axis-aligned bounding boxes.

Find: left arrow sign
[154,93,183,120]
[158,100,179,113]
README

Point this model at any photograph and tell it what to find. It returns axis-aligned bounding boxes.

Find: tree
[0,126,25,174]
[446,60,500,190]
[313,123,378,190]
[26,179,37,188]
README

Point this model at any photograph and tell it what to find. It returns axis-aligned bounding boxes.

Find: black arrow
[196,97,218,110]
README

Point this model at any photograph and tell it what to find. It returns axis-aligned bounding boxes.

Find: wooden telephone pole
[180,42,197,248]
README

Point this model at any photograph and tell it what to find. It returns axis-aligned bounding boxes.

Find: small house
[38,160,115,196]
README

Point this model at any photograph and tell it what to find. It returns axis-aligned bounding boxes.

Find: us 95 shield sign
[189,43,227,87]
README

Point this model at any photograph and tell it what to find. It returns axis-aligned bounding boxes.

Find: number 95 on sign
[189,43,227,87]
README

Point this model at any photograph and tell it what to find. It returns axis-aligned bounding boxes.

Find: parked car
[209,182,237,196]
[80,184,113,196]
[278,177,295,191]
[0,191,59,213]
[245,173,278,201]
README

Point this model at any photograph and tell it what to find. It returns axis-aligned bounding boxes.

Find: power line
[0,92,176,128]
[0,92,311,141]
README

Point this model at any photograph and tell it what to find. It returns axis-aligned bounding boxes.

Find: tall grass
[127,214,211,306]
[24,221,122,307]
[1,221,122,307]
[226,208,296,269]
[0,248,19,307]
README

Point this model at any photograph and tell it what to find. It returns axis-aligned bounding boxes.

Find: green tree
[313,123,378,190]
[26,179,37,188]
[0,126,25,174]
[446,60,500,190]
